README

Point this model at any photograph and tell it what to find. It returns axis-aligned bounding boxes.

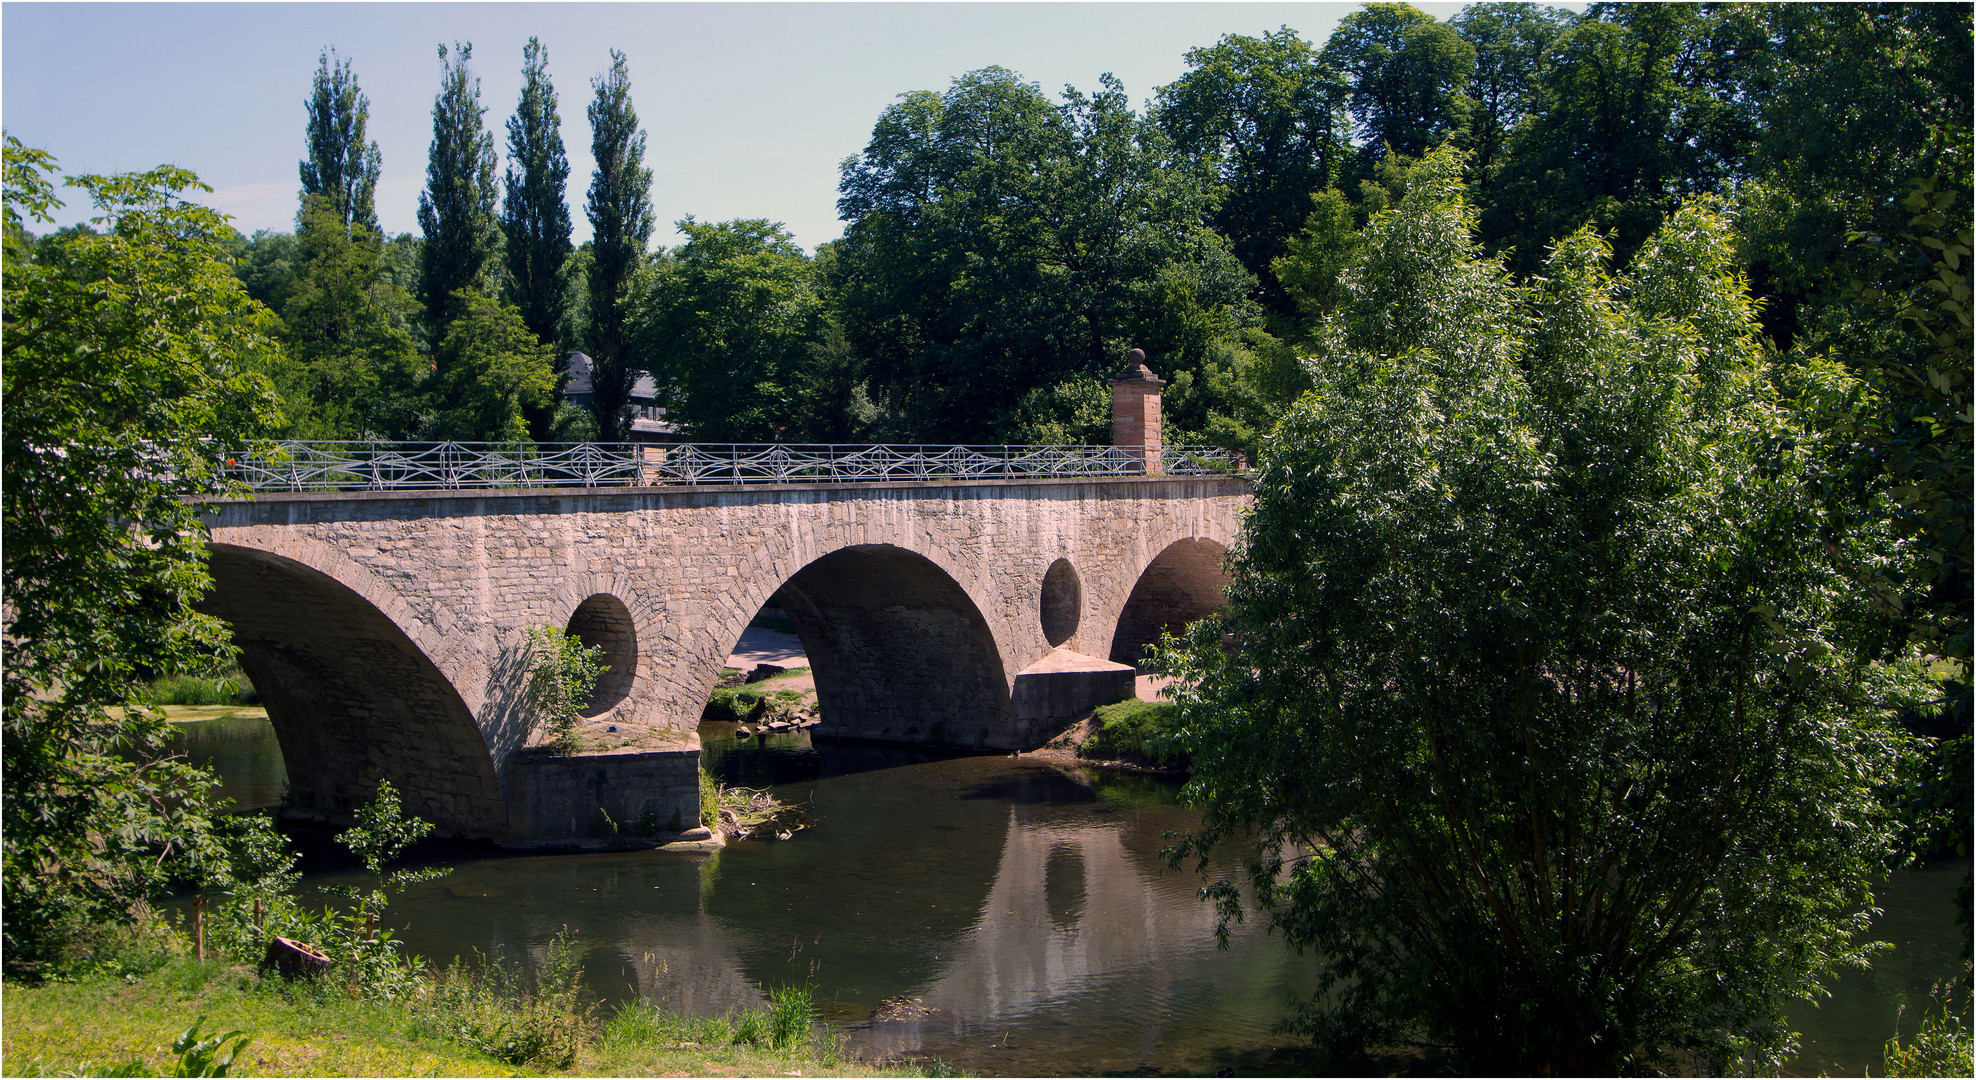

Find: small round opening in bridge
[566,593,637,716]
[1039,558,1081,647]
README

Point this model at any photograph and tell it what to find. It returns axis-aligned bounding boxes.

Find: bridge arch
[1108,537,1232,671]
[713,543,1013,747]
[203,542,508,838]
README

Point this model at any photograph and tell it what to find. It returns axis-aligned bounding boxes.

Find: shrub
[523,625,606,750]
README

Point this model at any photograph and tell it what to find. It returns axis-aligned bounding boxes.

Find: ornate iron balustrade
[225,441,1244,493]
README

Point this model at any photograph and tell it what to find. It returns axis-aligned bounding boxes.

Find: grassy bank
[703,666,815,724]
[1078,699,1188,772]
[1,959,930,1077]
[141,665,259,707]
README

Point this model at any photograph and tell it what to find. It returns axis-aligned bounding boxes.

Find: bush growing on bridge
[523,625,607,751]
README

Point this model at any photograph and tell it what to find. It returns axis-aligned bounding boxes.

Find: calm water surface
[177,715,1969,1076]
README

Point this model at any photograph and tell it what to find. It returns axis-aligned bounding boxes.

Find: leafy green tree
[584,49,655,441]
[833,67,1259,443]
[1162,151,1926,1072]
[1449,2,1573,193]
[1154,27,1350,310]
[426,291,558,442]
[300,48,382,236]
[1481,3,1758,274]
[1321,3,1475,170]
[635,217,826,440]
[277,194,426,439]
[1270,187,1360,339]
[229,227,300,317]
[2,137,281,971]
[1737,2,1971,346]
[501,37,573,353]
[417,41,500,346]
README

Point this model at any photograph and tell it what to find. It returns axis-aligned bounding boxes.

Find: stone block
[1011,648,1136,721]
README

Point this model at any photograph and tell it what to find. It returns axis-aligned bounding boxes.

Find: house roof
[563,351,657,401]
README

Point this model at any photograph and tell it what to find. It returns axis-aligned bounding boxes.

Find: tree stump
[262,936,332,981]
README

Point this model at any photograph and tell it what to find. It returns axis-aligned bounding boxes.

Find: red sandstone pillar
[1110,348,1165,475]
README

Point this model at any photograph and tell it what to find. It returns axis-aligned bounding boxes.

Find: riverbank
[1,959,935,1077]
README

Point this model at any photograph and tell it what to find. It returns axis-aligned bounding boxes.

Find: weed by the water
[599,984,816,1056]
[421,929,590,1068]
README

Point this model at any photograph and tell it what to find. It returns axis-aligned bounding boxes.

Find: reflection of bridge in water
[578,771,1258,1065]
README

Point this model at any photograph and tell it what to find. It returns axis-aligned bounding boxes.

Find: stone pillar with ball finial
[1110,348,1165,475]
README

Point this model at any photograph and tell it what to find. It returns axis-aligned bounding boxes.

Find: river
[174,711,1969,1076]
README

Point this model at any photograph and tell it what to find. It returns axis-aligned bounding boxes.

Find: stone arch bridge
[200,472,1248,847]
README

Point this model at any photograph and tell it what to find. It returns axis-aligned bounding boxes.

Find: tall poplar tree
[417,41,500,351]
[584,49,654,440]
[501,37,572,352]
[300,48,382,236]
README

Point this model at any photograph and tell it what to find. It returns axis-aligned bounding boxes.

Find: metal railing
[225,441,1245,493]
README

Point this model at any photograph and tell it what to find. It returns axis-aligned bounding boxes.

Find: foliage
[273,194,426,439]
[299,48,381,237]
[416,42,500,342]
[305,781,451,998]
[423,929,590,1068]
[501,36,573,360]
[1154,27,1350,309]
[584,49,655,441]
[1321,2,1476,170]
[143,667,259,707]
[524,625,607,750]
[699,763,721,830]
[636,217,828,440]
[1480,3,1759,274]
[2,136,282,973]
[1448,2,1572,193]
[600,985,816,1055]
[1738,2,1971,346]
[833,66,1260,443]
[166,1017,252,1078]
[1271,187,1361,339]
[1161,150,1926,1073]
[426,291,558,442]
[1883,990,1975,1079]
[230,228,300,317]
[1843,177,1973,667]
[1079,699,1188,770]
[198,812,303,962]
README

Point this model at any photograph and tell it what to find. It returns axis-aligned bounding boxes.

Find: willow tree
[1162,150,1925,1073]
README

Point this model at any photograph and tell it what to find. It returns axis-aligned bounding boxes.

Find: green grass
[141,667,259,707]
[703,668,814,724]
[2,959,510,1077]
[1079,699,1188,770]
[3,963,932,1077]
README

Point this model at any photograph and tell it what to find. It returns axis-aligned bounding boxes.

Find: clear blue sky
[5,2,1498,253]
